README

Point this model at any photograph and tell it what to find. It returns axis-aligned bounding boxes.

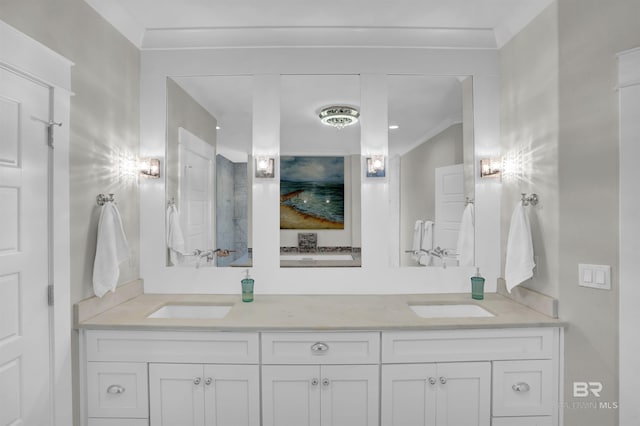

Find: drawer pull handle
[439,377,447,385]
[322,378,330,387]
[204,377,213,386]
[428,377,436,385]
[512,382,530,392]
[106,385,125,394]
[311,378,319,386]
[311,342,329,353]
[193,377,202,385]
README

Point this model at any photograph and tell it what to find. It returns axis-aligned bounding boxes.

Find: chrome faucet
[193,248,234,268]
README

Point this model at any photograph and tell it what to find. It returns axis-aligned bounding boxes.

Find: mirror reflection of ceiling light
[388,125,399,130]
[319,105,360,129]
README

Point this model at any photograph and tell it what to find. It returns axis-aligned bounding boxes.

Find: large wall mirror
[279,75,362,268]
[165,76,253,268]
[388,75,475,268]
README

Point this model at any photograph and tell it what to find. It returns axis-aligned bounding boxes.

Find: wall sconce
[255,156,275,178]
[366,155,386,178]
[139,158,161,179]
[480,157,501,179]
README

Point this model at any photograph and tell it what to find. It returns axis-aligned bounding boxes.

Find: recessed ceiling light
[388,125,399,130]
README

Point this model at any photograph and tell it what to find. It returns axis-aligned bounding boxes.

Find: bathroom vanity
[76,291,563,426]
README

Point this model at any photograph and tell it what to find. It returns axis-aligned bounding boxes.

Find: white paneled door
[0,67,52,425]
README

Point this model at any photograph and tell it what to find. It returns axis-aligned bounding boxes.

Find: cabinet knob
[439,377,447,385]
[428,377,437,385]
[193,377,202,385]
[512,382,530,392]
[322,378,330,387]
[311,378,319,386]
[311,342,329,353]
[204,377,213,386]
[106,385,125,394]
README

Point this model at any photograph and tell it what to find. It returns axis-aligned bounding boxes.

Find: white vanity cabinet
[81,330,260,426]
[80,327,562,426]
[148,363,260,426]
[381,328,562,426]
[381,362,491,426]
[261,332,380,426]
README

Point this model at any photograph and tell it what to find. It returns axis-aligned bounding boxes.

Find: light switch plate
[578,264,611,290]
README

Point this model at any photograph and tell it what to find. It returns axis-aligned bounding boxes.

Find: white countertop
[76,293,563,331]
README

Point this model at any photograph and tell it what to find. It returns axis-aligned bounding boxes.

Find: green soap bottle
[471,267,485,300]
[241,269,254,303]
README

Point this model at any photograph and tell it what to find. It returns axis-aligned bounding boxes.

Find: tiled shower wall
[216,155,248,266]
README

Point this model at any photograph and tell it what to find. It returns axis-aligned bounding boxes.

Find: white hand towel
[411,220,424,261]
[418,221,434,266]
[166,204,187,265]
[93,202,130,298]
[456,204,475,267]
[505,203,535,292]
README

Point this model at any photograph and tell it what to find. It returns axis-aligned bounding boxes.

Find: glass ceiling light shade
[319,105,360,129]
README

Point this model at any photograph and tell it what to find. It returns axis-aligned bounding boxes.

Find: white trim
[0,20,73,92]
[0,19,73,426]
[619,46,640,426]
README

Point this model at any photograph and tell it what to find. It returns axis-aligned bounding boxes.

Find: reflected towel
[411,220,424,261]
[456,204,475,267]
[505,203,535,292]
[418,221,434,266]
[93,201,130,298]
[166,204,187,265]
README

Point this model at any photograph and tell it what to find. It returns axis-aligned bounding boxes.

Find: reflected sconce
[480,157,501,179]
[139,157,161,179]
[255,156,275,178]
[366,155,386,178]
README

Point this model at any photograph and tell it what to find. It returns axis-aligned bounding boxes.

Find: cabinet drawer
[86,330,259,363]
[492,417,553,426]
[493,360,554,416]
[88,419,148,426]
[382,328,556,363]
[87,362,148,418]
[262,332,380,364]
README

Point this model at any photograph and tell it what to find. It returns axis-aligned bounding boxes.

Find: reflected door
[179,127,215,252]
[0,67,52,425]
[434,164,465,252]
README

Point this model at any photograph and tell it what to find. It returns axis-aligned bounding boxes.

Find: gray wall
[500,3,560,298]
[501,1,640,424]
[557,0,640,424]
[0,0,140,301]
[0,1,140,424]
[400,123,463,266]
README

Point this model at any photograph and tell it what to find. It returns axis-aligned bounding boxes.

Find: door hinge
[47,284,54,306]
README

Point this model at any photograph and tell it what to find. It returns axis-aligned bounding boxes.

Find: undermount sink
[409,304,494,318]
[147,304,233,319]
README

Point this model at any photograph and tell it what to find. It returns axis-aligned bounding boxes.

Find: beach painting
[280,156,345,229]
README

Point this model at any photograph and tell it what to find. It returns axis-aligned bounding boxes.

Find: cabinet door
[381,364,437,426]
[262,365,321,426]
[321,365,379,426]
[149,363,205,426]
[435,362,490,426]
[203,364,260,426]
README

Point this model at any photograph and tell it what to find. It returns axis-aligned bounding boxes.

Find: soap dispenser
[471,267,485,300]
[241,270,254,303]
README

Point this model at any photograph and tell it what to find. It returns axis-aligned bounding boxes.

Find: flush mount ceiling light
[319,105,360,129]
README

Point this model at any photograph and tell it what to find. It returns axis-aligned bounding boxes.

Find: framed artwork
[280,156,344,230]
